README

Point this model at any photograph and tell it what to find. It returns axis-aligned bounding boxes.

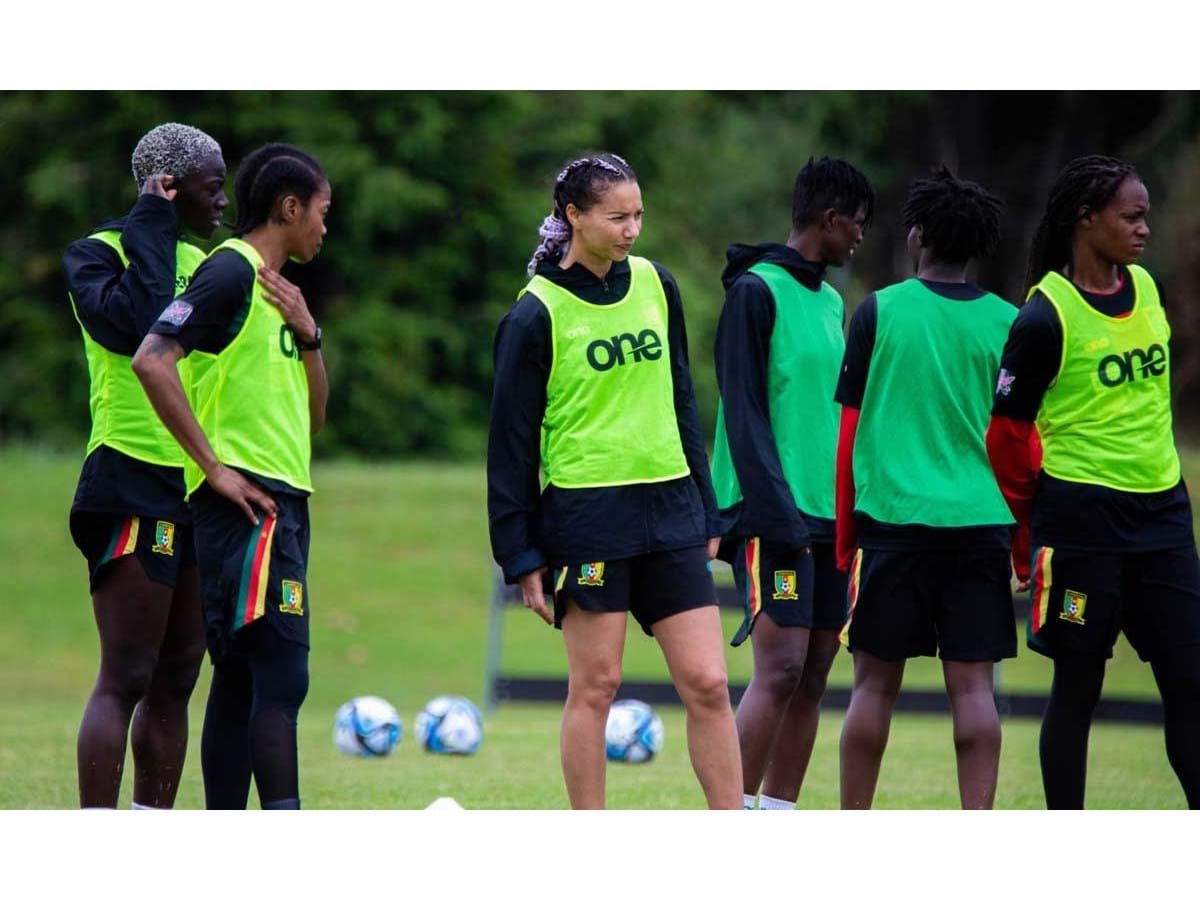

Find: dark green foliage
[4,90,1198,456]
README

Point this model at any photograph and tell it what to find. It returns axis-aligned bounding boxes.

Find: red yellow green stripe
[839,549,864,647]
[1031,547,1054,635]
[555,567,567,594]
[746,538,762,621]
[104,516,140,561]
[235,516,277,629]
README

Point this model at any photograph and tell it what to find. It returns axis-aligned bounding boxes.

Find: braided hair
[792,156,875,230]
[903,167,1003,264]
[130,122,222,189]
[526,152,636,275]
[232,143,327,237]
[1025,154,1139,294]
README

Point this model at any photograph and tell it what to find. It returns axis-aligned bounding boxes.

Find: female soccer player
[488,153,742,809]
[989,155,1200,809]
[66,122,227,809]
[835,169,1016,809]
[710,157,873,810]
[132,143,330,810]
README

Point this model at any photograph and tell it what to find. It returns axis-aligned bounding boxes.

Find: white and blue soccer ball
[605,699,664,764]
[333,696,403,758]
[415,696,484,755]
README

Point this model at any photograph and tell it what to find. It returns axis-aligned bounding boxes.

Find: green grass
[0,448,1196,809]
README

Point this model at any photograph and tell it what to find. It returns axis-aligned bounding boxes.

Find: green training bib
[711,262,844,519]
[853,279,1016,527]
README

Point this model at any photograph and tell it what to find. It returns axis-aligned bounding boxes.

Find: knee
[678,665,731,712]
[150,643,206,705]
[754,657,806,702]
[797,656,837,703]
[568,666,622,712]
[99,651,159,705]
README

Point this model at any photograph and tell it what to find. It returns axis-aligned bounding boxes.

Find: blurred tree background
[2,90,1198,458]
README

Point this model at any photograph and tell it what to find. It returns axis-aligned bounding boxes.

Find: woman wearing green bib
[835,170,1016,809]
[133,143,330,810]
[65,122,227,809]
[989,155,1200,808]
[710,157,873,810]
[488,153,741,809]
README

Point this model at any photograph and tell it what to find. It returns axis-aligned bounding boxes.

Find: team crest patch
[280,580,305,616]
[1059,589,1087,625]
[151,521,175,556]
[772,570,798,600]
[578,563,605,587]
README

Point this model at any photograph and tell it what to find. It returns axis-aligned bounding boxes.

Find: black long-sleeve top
[63,194,192,521]
[713,242,833,548]
[487,258,720,583]
[991,268,1192,551]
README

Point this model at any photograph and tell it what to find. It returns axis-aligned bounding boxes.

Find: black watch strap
[297,325,322,352]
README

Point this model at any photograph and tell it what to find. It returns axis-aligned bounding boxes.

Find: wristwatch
[297,326,322,352]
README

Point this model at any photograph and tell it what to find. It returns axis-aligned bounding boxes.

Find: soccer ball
[414,696,484,755]
[605,699,664,763]
[333,696,403,758]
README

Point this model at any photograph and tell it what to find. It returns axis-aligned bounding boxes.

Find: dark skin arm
[258,266,328,434]
[131,333,277,524]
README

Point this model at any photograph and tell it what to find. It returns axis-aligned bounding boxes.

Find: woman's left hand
[259,266,318,344]
[707,536,720,561]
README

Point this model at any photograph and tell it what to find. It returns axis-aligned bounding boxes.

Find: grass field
[1,448,1196,809]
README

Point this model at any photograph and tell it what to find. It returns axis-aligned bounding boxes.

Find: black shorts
[729,539,848,647]
[1027,544,1200,662]
[842,546,1017,662]
[189,482,311,656]
[70,510,195,592]
[551,545,717,637]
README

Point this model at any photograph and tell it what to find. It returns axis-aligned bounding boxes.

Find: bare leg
[560,602,627,809]
[130,564,205,808]
[77,557,171,808]
[653,606,742,809]
[762,628,841,803]
[839,650,905,809]
[943,659,1002,809]
[733,615,811,796]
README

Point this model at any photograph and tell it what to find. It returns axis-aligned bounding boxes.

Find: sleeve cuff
[502,548,547,584]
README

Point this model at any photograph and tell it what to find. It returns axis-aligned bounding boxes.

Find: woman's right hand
[519,567,553,625]
[141,173,177,201]
[206,463,278,525]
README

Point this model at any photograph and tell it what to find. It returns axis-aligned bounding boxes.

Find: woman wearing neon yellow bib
[66,122,227,809]
[133,143,330,810]
[488,153,742,809]
[989,155,1200,808]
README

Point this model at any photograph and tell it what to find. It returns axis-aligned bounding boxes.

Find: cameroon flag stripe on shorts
[235,516,278,629]
[839,549,864,646]
[104,516,140,561]
[1031,547,1054,635]
[745,538,762,621]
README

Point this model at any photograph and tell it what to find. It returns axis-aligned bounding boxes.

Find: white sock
[743,793,758,810]
[758,794,796,811]
[131,802,161,810]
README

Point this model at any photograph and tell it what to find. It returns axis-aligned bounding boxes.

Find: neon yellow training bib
[526,256,689,489]
[184,239,312,497]
[69,229,203,467]
[1034,265,1180,493]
